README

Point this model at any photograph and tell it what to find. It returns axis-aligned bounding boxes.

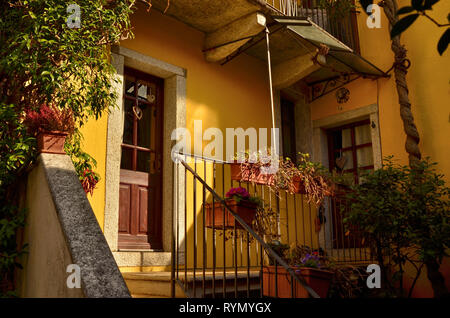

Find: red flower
[81,168,99,196]
[226,187,250,199]
[24,104,75,135]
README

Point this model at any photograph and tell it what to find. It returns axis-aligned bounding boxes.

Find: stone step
[131,294,171,298]
[123,272,186,298]
[180,271,261,298]
[123,270,261,298]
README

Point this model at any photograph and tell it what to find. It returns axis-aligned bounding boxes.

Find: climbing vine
[0,0,136,296]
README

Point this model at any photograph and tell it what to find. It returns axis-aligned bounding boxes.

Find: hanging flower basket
[262,266,333,298]
[230,161,275,185]
[291,175,307,194]
[204,187,262,229]
[230,161,243,181]
[37,129,68,154]
[274,174,307,194]
[204,199,257,229]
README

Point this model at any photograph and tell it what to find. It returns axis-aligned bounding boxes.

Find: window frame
[326,119,374,184]
[121,67,163,173]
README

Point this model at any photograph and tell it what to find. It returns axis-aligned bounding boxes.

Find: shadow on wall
[17,153,130,298]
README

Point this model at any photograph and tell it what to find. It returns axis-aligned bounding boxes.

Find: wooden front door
[118,67,163,250]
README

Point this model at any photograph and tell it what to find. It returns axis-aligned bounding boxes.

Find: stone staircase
[123,272,184,298]
[123,270,261,298]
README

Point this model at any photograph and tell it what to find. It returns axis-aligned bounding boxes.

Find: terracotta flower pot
[230,161,274,185]
[262,266,333,298]
[37,130,68,154]
[292,175,307,194]
[230,161,243,181]
[252,170,274,185]
[203,199,257,229]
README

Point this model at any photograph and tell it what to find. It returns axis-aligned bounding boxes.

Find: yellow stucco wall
[123,8,272,152]
[395,0,450,179]
[78,114,108,231]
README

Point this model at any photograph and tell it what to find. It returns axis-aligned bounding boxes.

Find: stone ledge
[40,153,131,298]
[111,45,186,78]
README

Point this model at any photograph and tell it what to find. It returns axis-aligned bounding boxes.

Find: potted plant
[230,150,276,186]
[265,240,290,265]
[24,104,75,154]
[229,160,259,183]
[230,160,243,180]
[203,187,262,229]
[263,245,334,298]
[294,154,333,203]
[273,154,334,205]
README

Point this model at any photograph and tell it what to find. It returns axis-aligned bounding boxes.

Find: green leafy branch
[65,130,100,196]
[392,0,449,55]
[0,0,136,296]
[359,0,449,55]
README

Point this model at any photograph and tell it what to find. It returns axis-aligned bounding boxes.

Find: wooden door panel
[120,169,149,186]
[138,187,148,234]
[117,234,150,249]
[129,184,138,239]
[118,184,131,233]
[118,171,151,250]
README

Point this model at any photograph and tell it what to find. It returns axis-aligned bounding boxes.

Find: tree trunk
[382,0,422,167]
[381,0,448,297]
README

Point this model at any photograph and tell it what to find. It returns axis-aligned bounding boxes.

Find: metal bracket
[309,73,361,102]
[220,25,285,66]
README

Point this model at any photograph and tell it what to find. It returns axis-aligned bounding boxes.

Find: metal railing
[171,153,373,298]
[171,153,322,298]
[265,0,360,52]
